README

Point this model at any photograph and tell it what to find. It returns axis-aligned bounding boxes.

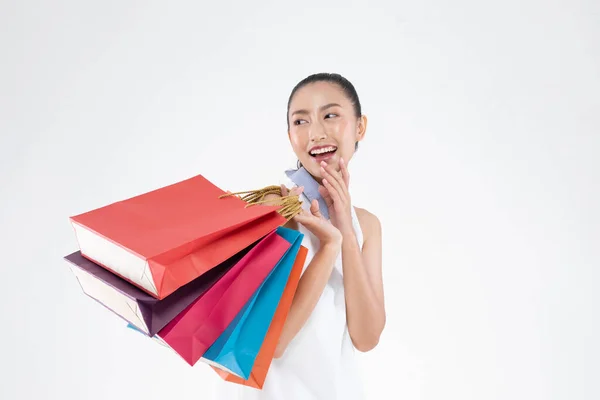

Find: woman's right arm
[272,194,342,358]
[273,239,340,358]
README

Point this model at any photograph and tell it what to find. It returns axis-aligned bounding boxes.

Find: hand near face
[318,158,354,236]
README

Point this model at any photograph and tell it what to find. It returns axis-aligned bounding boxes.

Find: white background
[1,1,599,399]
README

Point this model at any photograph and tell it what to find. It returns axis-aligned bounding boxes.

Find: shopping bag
[129,228,292,366]
[63,241,255,336]
[211,243,307,388]
[200,227,305,379]
[69,174,286,299]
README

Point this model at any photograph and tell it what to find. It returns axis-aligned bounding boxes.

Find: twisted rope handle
[219,185,302,221]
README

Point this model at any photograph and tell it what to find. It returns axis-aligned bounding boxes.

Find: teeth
[310,146,336,155]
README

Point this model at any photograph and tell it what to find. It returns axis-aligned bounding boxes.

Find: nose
[308,120,327,142]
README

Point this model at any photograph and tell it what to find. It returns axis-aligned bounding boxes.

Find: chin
[305,165,322,178]
[298,161,320,178]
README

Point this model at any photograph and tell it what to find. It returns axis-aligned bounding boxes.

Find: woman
[217,72,386,399]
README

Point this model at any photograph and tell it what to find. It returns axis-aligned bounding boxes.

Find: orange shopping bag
[212,244,307,389]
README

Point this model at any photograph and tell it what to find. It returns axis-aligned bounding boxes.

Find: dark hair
[286,72,362,130]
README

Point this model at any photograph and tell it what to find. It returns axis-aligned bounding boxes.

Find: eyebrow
[291,103,342,117]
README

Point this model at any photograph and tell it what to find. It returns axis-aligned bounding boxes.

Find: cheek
[289,132,307,154]
[338,120,350,135]
[331,120,354,145]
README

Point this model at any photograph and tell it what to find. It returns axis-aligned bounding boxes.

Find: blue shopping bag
[200,226,303,379]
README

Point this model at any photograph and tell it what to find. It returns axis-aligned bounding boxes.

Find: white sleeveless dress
[214,168,366,400]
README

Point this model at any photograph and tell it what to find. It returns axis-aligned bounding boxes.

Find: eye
[294,119,308,125]
[324,113,338,119]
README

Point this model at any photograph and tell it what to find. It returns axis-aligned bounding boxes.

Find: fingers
[293,200,323,225]
[320,163,347,202]
[281,184,304,197]
[318,185,333,208]
[322,178,343,207]
[293,208,316,227]
[339,158,350,189]
[309,199,324,219]
[320,161,347,196]
[292,213,308,227]
[290,186,304,197]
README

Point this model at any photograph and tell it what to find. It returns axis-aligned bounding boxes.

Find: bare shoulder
[354,207,383,278]
[353,206,382,238]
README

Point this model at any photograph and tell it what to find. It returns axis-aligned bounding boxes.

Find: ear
[356,115,368,143]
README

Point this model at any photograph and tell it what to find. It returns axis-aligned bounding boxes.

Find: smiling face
[287,81,367,180]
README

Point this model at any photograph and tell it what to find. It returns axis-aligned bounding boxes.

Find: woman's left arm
[319,159,386,352]
[340,209,386,352]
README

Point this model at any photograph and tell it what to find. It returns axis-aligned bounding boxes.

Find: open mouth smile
[309,146,337,160]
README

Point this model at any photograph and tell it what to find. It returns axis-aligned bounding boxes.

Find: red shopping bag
[153,230,292,366]
[69,174,286,299]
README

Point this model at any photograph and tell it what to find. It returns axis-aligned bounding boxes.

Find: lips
[309,145,337,157]
[308,145,338,163]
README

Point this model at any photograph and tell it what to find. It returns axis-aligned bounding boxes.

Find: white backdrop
[1,1,599,399]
